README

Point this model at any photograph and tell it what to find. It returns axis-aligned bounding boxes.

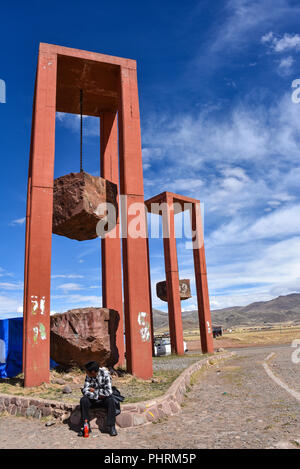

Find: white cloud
[191,0,299,73]
[210,290,274,309]
[57,283,83,292]
[143,87,300,310]
[77,244,100,260]
[0,268,14,278]
[262,32,300,52]
[54,16,300,313]
[142,96,300,244]
[52,274,84,279]
[0,295,23,314]
[249,204,300,239]
[142,92,300,182]
[278,55,294,76]
[261,31,274,43]
[161,178,204,194]
[208,203,300,247]
[0,281,23,290]
[275,34,300,52]
[182,303,197,312]
[261,31,300,75]
[52,294,102,308]
[207,237,300,292]
[210,0,289,53]
[56,112,100,137]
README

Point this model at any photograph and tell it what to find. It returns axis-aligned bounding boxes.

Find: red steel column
[118,65,153,379]
[191,202,214,354]
[146,234,155,356]
[23,49,57,387]
[23,77,37,372]
[162,196,184,355]
[23,170,32,373]
[100,110,125,367]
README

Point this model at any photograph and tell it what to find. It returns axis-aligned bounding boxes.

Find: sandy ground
[1,344,300,449]
[187,333,300,350]
[187,338,252,350]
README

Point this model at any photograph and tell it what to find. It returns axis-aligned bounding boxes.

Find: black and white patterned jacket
[81,367,113,399]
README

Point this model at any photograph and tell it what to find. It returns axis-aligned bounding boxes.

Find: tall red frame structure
[145,192,214,356]
[23,43,153,387]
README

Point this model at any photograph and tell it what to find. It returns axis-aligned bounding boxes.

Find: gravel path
[1,345,300,449]
[152,352,208,371]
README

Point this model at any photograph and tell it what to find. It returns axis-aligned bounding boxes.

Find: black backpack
[112,386,125,416]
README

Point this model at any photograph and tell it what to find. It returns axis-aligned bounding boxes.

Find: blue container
[0,316,57,378]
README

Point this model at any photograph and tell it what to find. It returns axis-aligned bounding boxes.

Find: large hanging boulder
[156,279,192,302]
[50,307,119,368]
[52,171,118,241]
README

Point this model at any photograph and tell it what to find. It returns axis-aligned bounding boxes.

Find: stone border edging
[0,352,235,428]
[115,351,235,428]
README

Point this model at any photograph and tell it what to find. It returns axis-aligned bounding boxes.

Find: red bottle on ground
[83,420,89,438]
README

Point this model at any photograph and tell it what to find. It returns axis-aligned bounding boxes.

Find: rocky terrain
[153,293,300,329]
[2,345,300,449]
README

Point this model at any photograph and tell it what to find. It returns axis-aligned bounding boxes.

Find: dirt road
[1,344,300,449]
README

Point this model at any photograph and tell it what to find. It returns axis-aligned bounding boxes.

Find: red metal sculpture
[23,43,152,386]
[23,44,213,387]
[145,192,214,356]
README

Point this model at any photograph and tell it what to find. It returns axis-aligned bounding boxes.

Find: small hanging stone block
[156,279,192,302]
[52,171,118,241]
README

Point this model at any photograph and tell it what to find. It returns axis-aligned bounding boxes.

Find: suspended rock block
[50,307,120,368]
[52,171,118,241]
[156,279,192,302]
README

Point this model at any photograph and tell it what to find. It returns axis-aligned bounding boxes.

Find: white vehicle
[154,336,188,356]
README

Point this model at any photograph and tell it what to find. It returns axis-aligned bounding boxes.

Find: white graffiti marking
[40,297,45,314]
[33,326,39,343]
[138,311,147,326]
[32,323,47,344]
[138,312,151,343]
[140,326,151,342]
[31,296,39,314]
[31,295,46,315]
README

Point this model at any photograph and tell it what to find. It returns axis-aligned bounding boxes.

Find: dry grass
[182,329,203,341]
[117,369,182,403]
[0,369,181,404]
[0,367,85,404]
[221,326,300,346]
[190,366,207,386]
[175,324,300,348]
[0,353,209,404]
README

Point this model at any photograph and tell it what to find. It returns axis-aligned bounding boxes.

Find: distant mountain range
[153,293,300,330]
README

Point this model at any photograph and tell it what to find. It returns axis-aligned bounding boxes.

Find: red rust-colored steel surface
[191,202,214,354]
[118,64,153,378]
[145,192,214,356]
[100,110,125,367]
[146,234,155,356]
[23,50,57,387]
[162,196,184,355]
[23,43,153,386]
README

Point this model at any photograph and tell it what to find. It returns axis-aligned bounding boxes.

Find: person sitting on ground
[78,360,118,437]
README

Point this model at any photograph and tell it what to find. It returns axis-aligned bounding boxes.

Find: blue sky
[1,0,300,320]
